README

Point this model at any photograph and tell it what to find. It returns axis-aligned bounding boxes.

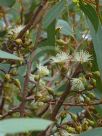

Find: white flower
[8,25,24,35]
[71,77,85,90]
[73,50,92,63]
[82,33,92,41]
[37,64,49,77]
[51,52,70,64]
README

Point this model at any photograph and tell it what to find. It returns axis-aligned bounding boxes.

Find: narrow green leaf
[47,20,56,47]
[80,2,99,31]
[80,128,102,136]
[0,50,22,60]
[91,48,102,115]
[0,0,16,7]
[0,118,52,134]
[88,21,102,80]
[56,19,73,36]
[43,1,65,28]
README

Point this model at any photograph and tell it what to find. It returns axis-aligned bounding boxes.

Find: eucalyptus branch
[17,0,48,39]
[50,61,80,121]
[47,100,102,107]
[19,1,48,116]
[19,0,24,24]
[50,81,71,121]
[0,106,20,119]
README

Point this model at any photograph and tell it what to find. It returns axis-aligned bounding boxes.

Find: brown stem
[48,100,102,106]
[17,0,48,39]
[19,24,42,116]
[0,106,20,119]
[50,62,80,121]
[18,0,48,116]
[37,62,80,136]
[20,0,24,24]
[50,81,71,121]
[19,61,31,116]
[95,0,99,15]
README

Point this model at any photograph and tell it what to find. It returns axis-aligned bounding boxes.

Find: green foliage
[56,19,73,36]
[43,0,65,28]
[0,0,15,7]
[88,22,102,80]
[0,50,22,60]
[80,128,102,136]
[0,118,52,135]
[47,20,56,47]
[80,1,99,31]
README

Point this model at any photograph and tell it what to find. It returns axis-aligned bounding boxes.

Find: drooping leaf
[88,21,102,80]
[47,20,56,47]
[56,19,73,36]
[80,128,102,136]
[43,0,65,28]
[0,118,52,135]
[0,0,16,7]
[0,50,22,60]
[91,47,102,115]
[80,1,99,31]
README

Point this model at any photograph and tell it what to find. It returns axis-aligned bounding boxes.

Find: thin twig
[19,0,48,116]
[17,0,48,39]
[50,81,71,121]
[0,106,20,119]
[47,100,102,106]
[95,0,99,14]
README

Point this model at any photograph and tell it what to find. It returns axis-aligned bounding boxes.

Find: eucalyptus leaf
[80,1,99,31]
[88,22,102,80]
[43,0,65,28]
[0,118,52,134]
[80,128,102,136]
[0,50,22,60]
[47,20,55,46]
[56,19,73,36]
